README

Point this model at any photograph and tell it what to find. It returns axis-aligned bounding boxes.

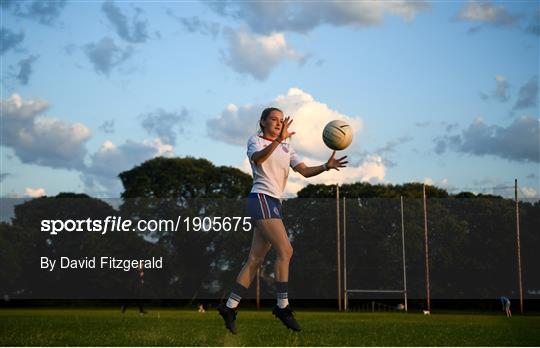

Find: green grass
[0,308,539,346]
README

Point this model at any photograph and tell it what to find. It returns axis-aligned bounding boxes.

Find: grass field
[1,308,539,346]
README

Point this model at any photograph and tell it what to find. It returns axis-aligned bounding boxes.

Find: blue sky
[1,0,538,199]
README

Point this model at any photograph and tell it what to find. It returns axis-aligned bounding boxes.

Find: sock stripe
[277,292,288,299]
[230,292,242,301]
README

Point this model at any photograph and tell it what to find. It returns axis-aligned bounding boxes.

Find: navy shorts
[246,192,282,220]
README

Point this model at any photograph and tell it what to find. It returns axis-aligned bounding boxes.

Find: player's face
[262,110,284,137]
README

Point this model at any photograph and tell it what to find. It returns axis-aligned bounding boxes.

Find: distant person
[500,296,511,317]
[216,107,347,334]
[121,265,147,315]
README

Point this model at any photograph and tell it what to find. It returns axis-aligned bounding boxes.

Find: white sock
[277,298,289,309]
[226,297,240,309]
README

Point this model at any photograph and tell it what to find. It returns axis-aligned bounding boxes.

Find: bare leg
[236,226,271,288]
[254,219,293,282]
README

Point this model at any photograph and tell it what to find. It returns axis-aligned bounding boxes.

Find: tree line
[0,156,538,301]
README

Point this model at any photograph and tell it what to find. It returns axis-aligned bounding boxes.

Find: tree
[119,157,251,199]
[118,156,253,299]
[1,193,152,299]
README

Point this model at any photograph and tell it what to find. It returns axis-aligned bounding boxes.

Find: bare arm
[292,163,326,178]
[251,116,296,165]
[251,138,282,165]
[293,151,348,178]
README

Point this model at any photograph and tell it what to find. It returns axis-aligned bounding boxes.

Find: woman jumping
[217,107,348,334]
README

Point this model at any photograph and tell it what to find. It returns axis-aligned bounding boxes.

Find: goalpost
[342,195,408,312]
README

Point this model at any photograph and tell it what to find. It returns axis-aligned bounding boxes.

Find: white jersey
[247,134,302,200]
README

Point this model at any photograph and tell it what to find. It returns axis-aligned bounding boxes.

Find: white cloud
[239,158,252,175]
[209,87,363,163]
[521,186,538,198]
[101,0,149,44]
[209,2,430,34]
[424,177,449,187]
[207,103,261,145]
[238,154,386,198]
[273,88,363,162]
[493,75,510,102]
[513,75,538,111]
[222,27,304,80]
[83,37,134,76]
[284,154,386,197]
[222,87,380,196]
[434,116,539,163]
[25,187,46,198]
[459,178,538,200]
[1,93,91,170]
[1,93,48,118]
[284,174,308,198]
[140,108,189,146]
[100,140,116,152]
[455,1,522,27]
[1,94,181,198]
[142,138,173,156]
[82,138,173,197]
[0,27,25,55]
[423,177,434,185]
[326,1,429,25]
[2,0,67,26]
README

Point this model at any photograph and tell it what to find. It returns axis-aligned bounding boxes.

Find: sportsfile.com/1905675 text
[40,216,252,235]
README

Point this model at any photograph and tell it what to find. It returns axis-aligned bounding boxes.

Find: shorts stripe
[257,193,269,219]
[261,194,271,218]
[246,192,282,221]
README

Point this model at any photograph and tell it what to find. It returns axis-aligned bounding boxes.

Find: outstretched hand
[326,151,348,171]
[279,116,296,140]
